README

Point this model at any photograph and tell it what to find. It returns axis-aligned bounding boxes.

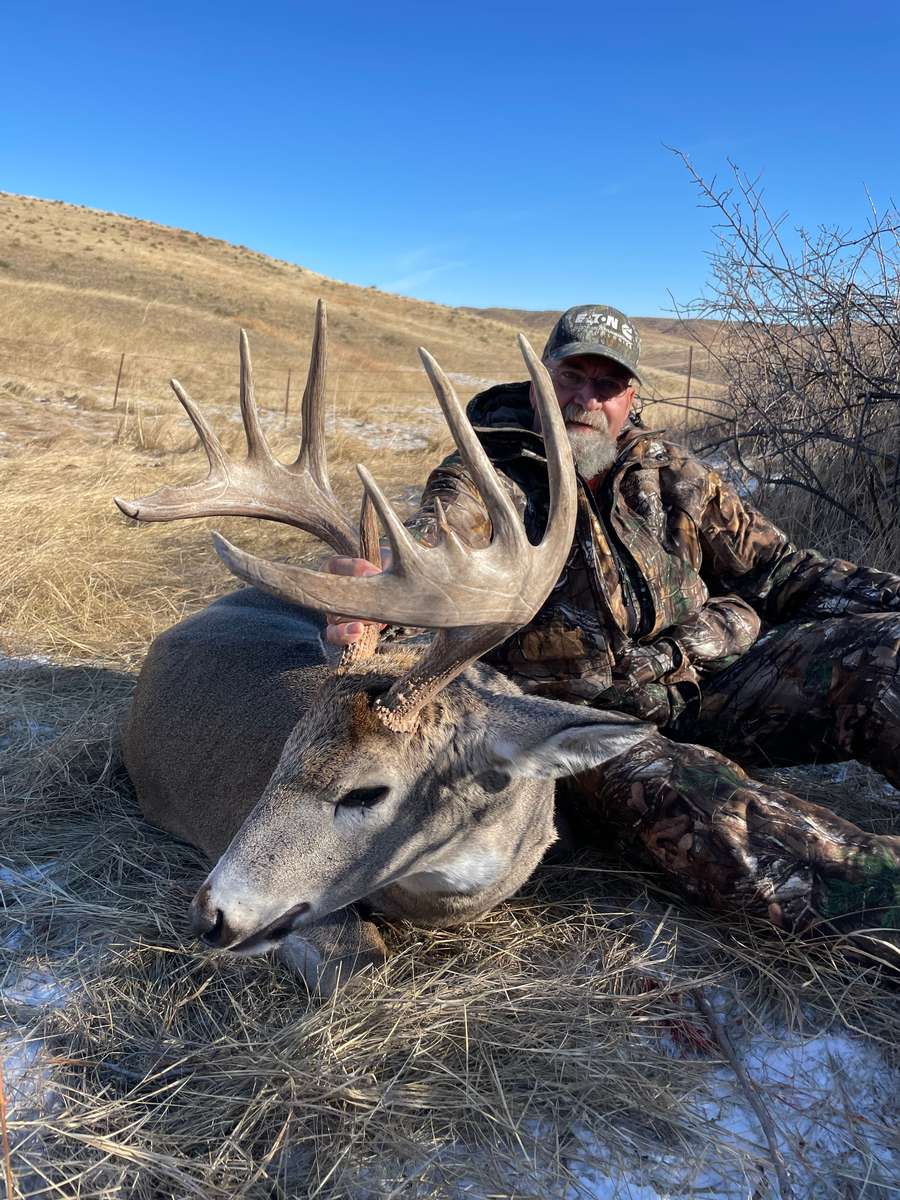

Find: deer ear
[477,698,653,782]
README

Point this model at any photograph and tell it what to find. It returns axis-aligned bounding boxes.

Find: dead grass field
[0,194,898,1199]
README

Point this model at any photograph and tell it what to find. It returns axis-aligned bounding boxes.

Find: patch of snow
[445,372,501,390]
[0,653,53,672]
[0,863,56,889]
[0,717,57,752]
[165,402,442,452]
[395,366,501,390]
[3,964,73,1009]
[0,1034,55,1121]
[0,862,73,1009]
[342,1022,899,1199]
[334,415,431,452]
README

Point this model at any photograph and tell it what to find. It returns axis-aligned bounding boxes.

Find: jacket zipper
[590,466,657,640]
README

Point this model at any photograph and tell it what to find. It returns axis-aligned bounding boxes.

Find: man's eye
[337,786,390,809]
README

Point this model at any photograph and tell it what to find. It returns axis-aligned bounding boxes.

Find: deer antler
[114,300,358,557]
[212,335,577,731]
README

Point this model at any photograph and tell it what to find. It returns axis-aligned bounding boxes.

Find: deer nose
[190,883,233,947]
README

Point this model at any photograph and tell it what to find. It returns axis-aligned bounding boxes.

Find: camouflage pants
[563,613,900,958]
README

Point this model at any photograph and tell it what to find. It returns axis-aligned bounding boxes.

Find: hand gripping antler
[212,334,577,731]
[114,300,358,557]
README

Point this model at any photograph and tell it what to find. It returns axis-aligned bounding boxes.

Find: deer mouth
[227,902,311,954]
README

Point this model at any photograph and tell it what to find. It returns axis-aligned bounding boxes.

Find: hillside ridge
[0,192,716,454]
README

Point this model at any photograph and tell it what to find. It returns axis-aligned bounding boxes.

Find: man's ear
[474,695,654,784]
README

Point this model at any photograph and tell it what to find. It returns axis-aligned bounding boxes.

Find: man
[328,305,900,959]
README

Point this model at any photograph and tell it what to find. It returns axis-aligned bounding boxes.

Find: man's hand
[323,551,391,646]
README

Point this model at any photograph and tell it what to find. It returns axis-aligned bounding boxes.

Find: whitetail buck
[116,302,651,993]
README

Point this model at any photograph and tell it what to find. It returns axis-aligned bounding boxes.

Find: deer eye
[337,785,390,809]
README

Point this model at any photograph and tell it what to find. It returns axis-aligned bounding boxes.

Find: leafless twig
[691,989,795,1200]
[671,152,900,540]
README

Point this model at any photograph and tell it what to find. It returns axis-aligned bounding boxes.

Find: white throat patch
[400,847,504,896]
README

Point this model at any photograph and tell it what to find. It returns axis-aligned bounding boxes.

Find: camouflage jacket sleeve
[613,595,761,686]
[677,454,900,620]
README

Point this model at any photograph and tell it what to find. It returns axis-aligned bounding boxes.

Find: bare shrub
[676,155,900,565]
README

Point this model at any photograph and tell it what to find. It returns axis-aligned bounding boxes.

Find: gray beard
[563,403,617,480]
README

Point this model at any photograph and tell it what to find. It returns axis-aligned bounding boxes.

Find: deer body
[125,588,329,859]
[118,305,650,992]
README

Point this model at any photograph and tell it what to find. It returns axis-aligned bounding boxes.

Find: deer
[115,301,652,995]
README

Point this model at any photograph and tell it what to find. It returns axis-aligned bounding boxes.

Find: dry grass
[755,431,900,576]
[1,193,898,1198]
[0,389,443,665]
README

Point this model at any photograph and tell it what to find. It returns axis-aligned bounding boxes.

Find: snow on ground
[0,686,896,1193]
[567,1025,899,1199]
[0,717,57,753]
[0,653,53,672]
[1,1033,55,1120]
[1,860,70,1137]
[1,904,898,1194]
[340,1015,900,1199]
[157,398,444,452]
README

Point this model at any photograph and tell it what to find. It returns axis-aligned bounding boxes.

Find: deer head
[116,301,651,955]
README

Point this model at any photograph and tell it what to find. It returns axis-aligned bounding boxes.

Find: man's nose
[572,391,604,411]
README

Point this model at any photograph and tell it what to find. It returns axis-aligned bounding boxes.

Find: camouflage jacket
[407,382,900,724]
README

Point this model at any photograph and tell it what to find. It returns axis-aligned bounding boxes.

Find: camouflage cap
[542,304,642,383]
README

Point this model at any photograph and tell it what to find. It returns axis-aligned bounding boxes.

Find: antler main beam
[214,334,577,730]
[114,300,358,557]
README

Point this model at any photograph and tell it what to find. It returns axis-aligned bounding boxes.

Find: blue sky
[4,0,899,314]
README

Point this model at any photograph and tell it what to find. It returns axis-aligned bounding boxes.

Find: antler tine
[113,377,229,521]
[355,465,421,573]
[518,334,577,568]
[295,298,329,489]
[239,329,273,465]
[113,302,358,555]
[418,348,522,549]
[169,378,228,473]
[357,488,381,568]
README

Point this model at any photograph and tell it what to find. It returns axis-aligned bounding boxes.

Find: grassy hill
[0,191,719,662]
[0,192,714,449]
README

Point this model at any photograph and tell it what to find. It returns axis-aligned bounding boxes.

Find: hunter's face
[532,354,635,479]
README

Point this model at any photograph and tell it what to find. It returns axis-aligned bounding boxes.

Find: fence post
[283,368,292,423]
[112,352,126,410]
[685,344,693,430]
